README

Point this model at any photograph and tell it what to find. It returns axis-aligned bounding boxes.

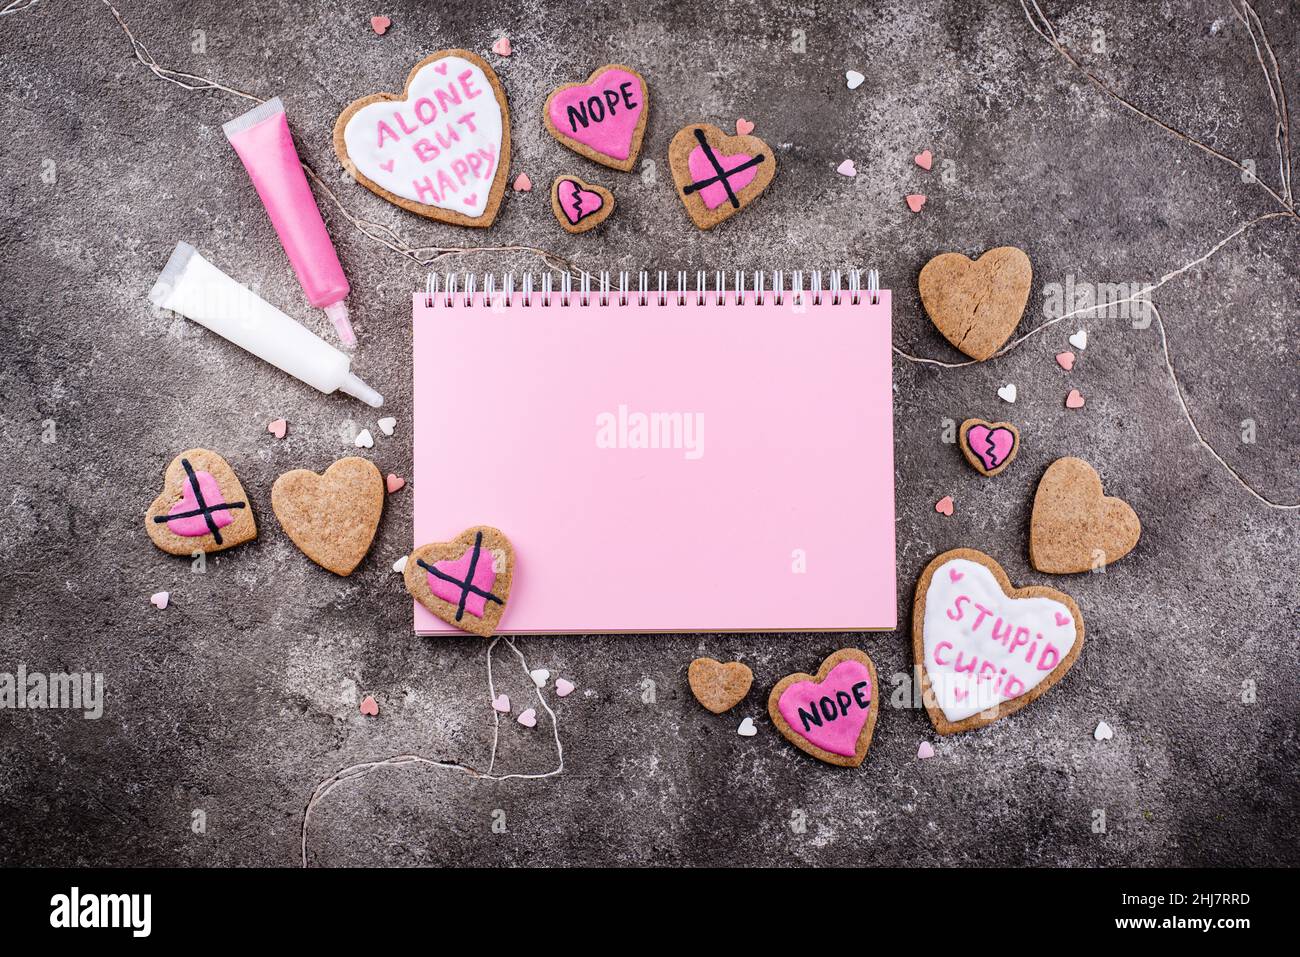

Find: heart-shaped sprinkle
[836,158,857,177]
[1069,329,1088,350]
[917,741,935,759]
[1094,720,1114,741]
[915,549,1084,734]
[370,15,390,35]
[492,693,511,713]
[1030,457,1141,573]
[769,649,879,766]
[512,173,532,192]
[150,591,169,610]
[906,193,927,212]
[845,70,865,90]
[360,695,379,716]
[914,149,933,170]
[688,658,753,714]
[530,668,550,688]
[354,428,374,449]
[555,678,575,697]
[377,417,397,436]
[1065,389,1086,409]
[391,555,408,573]
[960,419,1020,476]
[935,495,954,516]
[405,527,514,636]
[272,457,384,576]
[517,707,537,728]
[491,36,512,56]
[545,66,649,170]
[919,247,1033,361]
[737,717,758,737]
[146,450,256,555]
[385,473,405,493]
[670,124,776,230]
[267,418,287,439]
[998,383,1018,403]
[1055,351,1076,371]
[735,117,755,135]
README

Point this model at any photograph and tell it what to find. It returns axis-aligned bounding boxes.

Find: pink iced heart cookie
[959,418,1020,476]
[550,175,614,234]
[333,50,510,227]
[145,449,256,555]
[404,526,514,637]
[670,124,776,230]
[544,65,648,171]
[913,549,1084,735]
[768,649,879,767]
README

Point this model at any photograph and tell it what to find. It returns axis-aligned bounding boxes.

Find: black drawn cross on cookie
[682,128,766,209]
[152,457,247,545]
[417,530,504,622]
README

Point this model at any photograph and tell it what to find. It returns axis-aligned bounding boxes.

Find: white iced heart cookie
[334,50,510,227]
[912,548,1084,734]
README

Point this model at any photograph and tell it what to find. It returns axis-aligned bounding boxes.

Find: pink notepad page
[412,289,895,633]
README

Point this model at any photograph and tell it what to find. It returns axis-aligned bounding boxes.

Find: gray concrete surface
[1,0,1297,867]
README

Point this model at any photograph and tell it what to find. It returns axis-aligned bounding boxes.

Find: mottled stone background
[1,0,1296,866]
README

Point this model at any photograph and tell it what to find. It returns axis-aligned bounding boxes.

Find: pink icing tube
[223,97,355,347]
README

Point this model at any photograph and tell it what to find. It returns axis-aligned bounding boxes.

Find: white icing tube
[148,242,382,407]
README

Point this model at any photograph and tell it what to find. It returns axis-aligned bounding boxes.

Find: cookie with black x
[668,123,777,230]
[145,448,257,555]
[404,526,515,637]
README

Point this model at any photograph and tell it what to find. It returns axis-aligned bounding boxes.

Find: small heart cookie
[768,649,879,767]
[959,418,1020,476]
[550,175,614,233]
[403,526,514,637]
[544,64,648,171]
[687,658,753,714]
[919,246,1032,361]
[145,449,256,555]
[913,549,1085,734]
[1030,457,1140,573]
[271,456,384,575]
[669,123,776,230]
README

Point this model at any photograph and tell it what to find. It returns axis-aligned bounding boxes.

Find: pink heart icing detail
[948,568,964,583]
[1055,611,1071,627]
[166,469,235,537]
[687,146,759,210]
[463,193,478,207]
[379,159,395,172]
[966,424,1016,471]
[433,62,448,75]
[548,68,645,162]
[777,659,874,757]
[427,544,499,619]
[556,178,604,224]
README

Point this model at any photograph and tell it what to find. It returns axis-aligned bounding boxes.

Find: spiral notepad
[412,270,895,634]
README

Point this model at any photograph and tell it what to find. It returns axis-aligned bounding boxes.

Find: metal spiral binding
[423,268,881,308]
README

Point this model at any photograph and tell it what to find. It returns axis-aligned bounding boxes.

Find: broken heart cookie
[1030,457,1141,573]
[768,649,879,767]
[551,175,613,233]
[333,50,510,227]
[145,449,256,555]
[913,548,1084,734]
[669,123,776,230]
[404,527,514,637]
[272,456,384,576]
[688,658,753,714]
[919,246,1032,361]
[959,418,1020,476]
[544,64,648,171]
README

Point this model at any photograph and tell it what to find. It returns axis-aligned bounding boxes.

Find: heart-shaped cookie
[688,658,753,714]
[959,418,1020,476]
[768,649,879,767]
[544,65,648,171]
[271,457,384,576]
[550,175,614,233]
[919,247,1032,361]
[404,526,514,637]
[333,50,510,227]
[669,123,777,230]
[145,448,256,555]
[1030,457,1141,573]
[913,548,1084,734]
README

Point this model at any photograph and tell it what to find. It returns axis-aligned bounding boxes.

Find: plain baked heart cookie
[333,50,511,227]
[544,64,648,171]
[959,417,1020,476]
[145,448,256,555]
[913,548,1084,735]
[688,658,753,714]
[1030,457,1141,573]
[919,247,1032,361]
[768,649,879,767]
[669,123,776,230]
[550,174,614,233]
[404,527,514,637]
[272,457,384,576]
